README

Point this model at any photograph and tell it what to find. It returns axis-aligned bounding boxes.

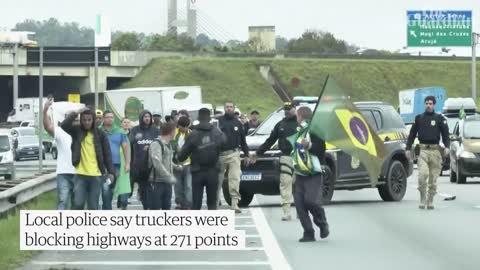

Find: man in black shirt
[406,96,450,210]
[217,101,251,213]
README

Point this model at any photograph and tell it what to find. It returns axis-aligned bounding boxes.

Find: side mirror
[247,128,255,135]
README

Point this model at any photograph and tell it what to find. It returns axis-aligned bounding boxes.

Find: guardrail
[0,172,56,216]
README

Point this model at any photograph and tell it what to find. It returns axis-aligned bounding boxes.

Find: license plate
[241,172,262,181]
[27,151,34,155]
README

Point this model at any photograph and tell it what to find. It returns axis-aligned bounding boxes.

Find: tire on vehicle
[321,165,335,204]
[456,164,467,184]
[378,160,407,201]
[222,177,255,207]
[449,164,457,183]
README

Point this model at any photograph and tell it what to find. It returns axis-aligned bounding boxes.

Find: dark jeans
[192,168,219,210]
[174,165,192,209]
[132,170,150,209]
[56,174,75,210]
[145,182,173,210]
[294,173,328,236]
[72,175,102,210]
[117,194,129,210]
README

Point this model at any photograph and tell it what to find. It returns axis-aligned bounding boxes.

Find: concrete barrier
[0,173,56,215]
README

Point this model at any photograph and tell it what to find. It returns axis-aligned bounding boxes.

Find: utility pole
[38,47,44,173]
[472,32,479,102]
[13,43,18,112]
[94,47,99,109]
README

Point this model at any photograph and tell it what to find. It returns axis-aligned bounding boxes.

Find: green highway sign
[407,10,472,47]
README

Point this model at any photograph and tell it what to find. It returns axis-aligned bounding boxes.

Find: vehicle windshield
[18,136,39,145]
[254,110,285,135]
[0,136,10,152]
[464,121,480,139]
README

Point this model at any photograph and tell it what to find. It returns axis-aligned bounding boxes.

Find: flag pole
[303,74,330,135]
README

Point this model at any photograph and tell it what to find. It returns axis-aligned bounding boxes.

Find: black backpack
[196,130,220,167]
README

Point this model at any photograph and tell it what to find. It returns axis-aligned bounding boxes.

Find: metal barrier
[0,173,56,215]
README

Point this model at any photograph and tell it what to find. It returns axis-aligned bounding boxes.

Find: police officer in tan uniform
[406,96,450,210]
[252,102,298,221]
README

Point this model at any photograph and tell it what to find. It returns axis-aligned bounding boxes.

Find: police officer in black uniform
[217,101,251,213]
[406,95,450,210]
[252,102,298,220]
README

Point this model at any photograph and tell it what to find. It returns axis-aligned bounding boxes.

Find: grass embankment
[0,191,56,270]
[271,59,480,108]
[120,57,480,114]
[119,58,283,117]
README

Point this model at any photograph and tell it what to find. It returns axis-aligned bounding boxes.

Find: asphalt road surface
[18,170,480,270]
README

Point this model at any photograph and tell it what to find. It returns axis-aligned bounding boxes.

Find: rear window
[0,136,10,152]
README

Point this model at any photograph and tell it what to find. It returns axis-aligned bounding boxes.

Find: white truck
[104,86,204,125]
[7,97,49,124]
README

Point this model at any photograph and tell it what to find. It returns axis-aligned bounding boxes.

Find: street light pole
[38,47,44,173]
[94,47,99,109]
[13,43,18,112]
[472,32,479,102]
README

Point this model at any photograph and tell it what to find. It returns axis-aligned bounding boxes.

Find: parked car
[449,115,480,184]
[221,98,413,207]
[14,135,45,161]
[0,133,14,180]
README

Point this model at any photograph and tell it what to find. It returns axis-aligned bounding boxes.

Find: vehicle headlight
[460,151,476,159]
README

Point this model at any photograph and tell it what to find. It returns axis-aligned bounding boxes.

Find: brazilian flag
[307,75,387,186]
[459,105,466,120]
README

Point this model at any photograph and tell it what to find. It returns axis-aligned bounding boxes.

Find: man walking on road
[101,111,131,210]
[291,106,329,242]
[172,116,193,210]
[406,96,450,210]
[62,107,116,210]
[178,108,226,210]
[253,102,298,221]
[130,110,159,209]
[145,122,177,210]
[217,101,251,213]
[43,98,76,210]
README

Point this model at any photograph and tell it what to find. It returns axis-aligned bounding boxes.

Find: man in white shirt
[43,98,76,210]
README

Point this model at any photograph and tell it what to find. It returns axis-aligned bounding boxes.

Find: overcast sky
[1,0,478,55]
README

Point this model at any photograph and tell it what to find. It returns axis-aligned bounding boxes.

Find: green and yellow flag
[308,75,387,186]
[459,105,466,120]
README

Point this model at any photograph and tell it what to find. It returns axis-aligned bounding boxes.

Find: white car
[0,134,14,180]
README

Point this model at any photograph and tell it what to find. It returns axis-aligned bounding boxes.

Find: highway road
[17,168,480,270]
[1,155,56,180]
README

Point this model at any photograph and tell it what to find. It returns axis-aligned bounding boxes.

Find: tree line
[14,18,363,54]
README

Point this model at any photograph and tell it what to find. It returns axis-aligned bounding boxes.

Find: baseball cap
[95,109,103,116]
[283,102,295,110]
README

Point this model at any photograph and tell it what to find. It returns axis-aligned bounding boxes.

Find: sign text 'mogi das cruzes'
[407,10,472,47]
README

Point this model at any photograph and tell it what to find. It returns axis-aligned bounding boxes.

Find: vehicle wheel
[222,179,254,208]
[4,174,12,180]
[456,164,467,184]
[449,164,457,183]
[321,165,335,204]
[51,148,58,160]
[378,160,407,201]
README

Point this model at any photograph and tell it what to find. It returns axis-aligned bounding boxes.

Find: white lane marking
[236,224,256,228]
[250,197,292,270]
[32,261,270,266]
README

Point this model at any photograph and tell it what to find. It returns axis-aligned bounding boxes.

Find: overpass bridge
[0,48,189,120]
